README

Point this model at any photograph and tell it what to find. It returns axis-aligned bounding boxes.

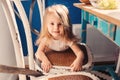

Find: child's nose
[54,24,59,29]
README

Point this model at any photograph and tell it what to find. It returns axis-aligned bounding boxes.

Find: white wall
[73,24,118,62]
[0,2,17,80]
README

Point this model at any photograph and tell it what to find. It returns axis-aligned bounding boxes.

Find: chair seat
[31,71,100,80]
[45,43,89,66]
[45,74,92,80]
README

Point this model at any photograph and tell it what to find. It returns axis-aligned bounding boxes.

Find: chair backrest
[1,0,35,80]
[33,43,94,80]
[11,0,35,70]
[29,0,45,36]
[44,43,93,70]
[36,0,45,28]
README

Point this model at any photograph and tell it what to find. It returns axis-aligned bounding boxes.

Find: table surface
[73,3,120,27]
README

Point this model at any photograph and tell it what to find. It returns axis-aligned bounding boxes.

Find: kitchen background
[0,0,120,80]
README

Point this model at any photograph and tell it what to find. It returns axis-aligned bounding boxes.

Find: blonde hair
[36,4,79,45]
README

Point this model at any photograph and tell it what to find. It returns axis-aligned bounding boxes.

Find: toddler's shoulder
[40,37,48,44]
[67,40,74,47]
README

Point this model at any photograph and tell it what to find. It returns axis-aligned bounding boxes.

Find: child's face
[46,13,63,40]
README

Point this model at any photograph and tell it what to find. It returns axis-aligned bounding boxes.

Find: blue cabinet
[81,10,115,43]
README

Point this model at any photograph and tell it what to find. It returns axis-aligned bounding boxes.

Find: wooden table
[73,3,120,77]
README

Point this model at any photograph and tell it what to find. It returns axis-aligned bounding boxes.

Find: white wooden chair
[0,0,97,80]
[0,0,34,80]
[28,0,45,35]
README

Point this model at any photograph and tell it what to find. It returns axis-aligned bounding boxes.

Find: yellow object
[98,0,117,9]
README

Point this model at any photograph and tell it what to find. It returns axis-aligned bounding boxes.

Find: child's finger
[70,63,74,67]
[45,65,52,73]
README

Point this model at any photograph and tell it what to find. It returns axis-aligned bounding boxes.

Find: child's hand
[70,58,83,72]
[41,60,52,73]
